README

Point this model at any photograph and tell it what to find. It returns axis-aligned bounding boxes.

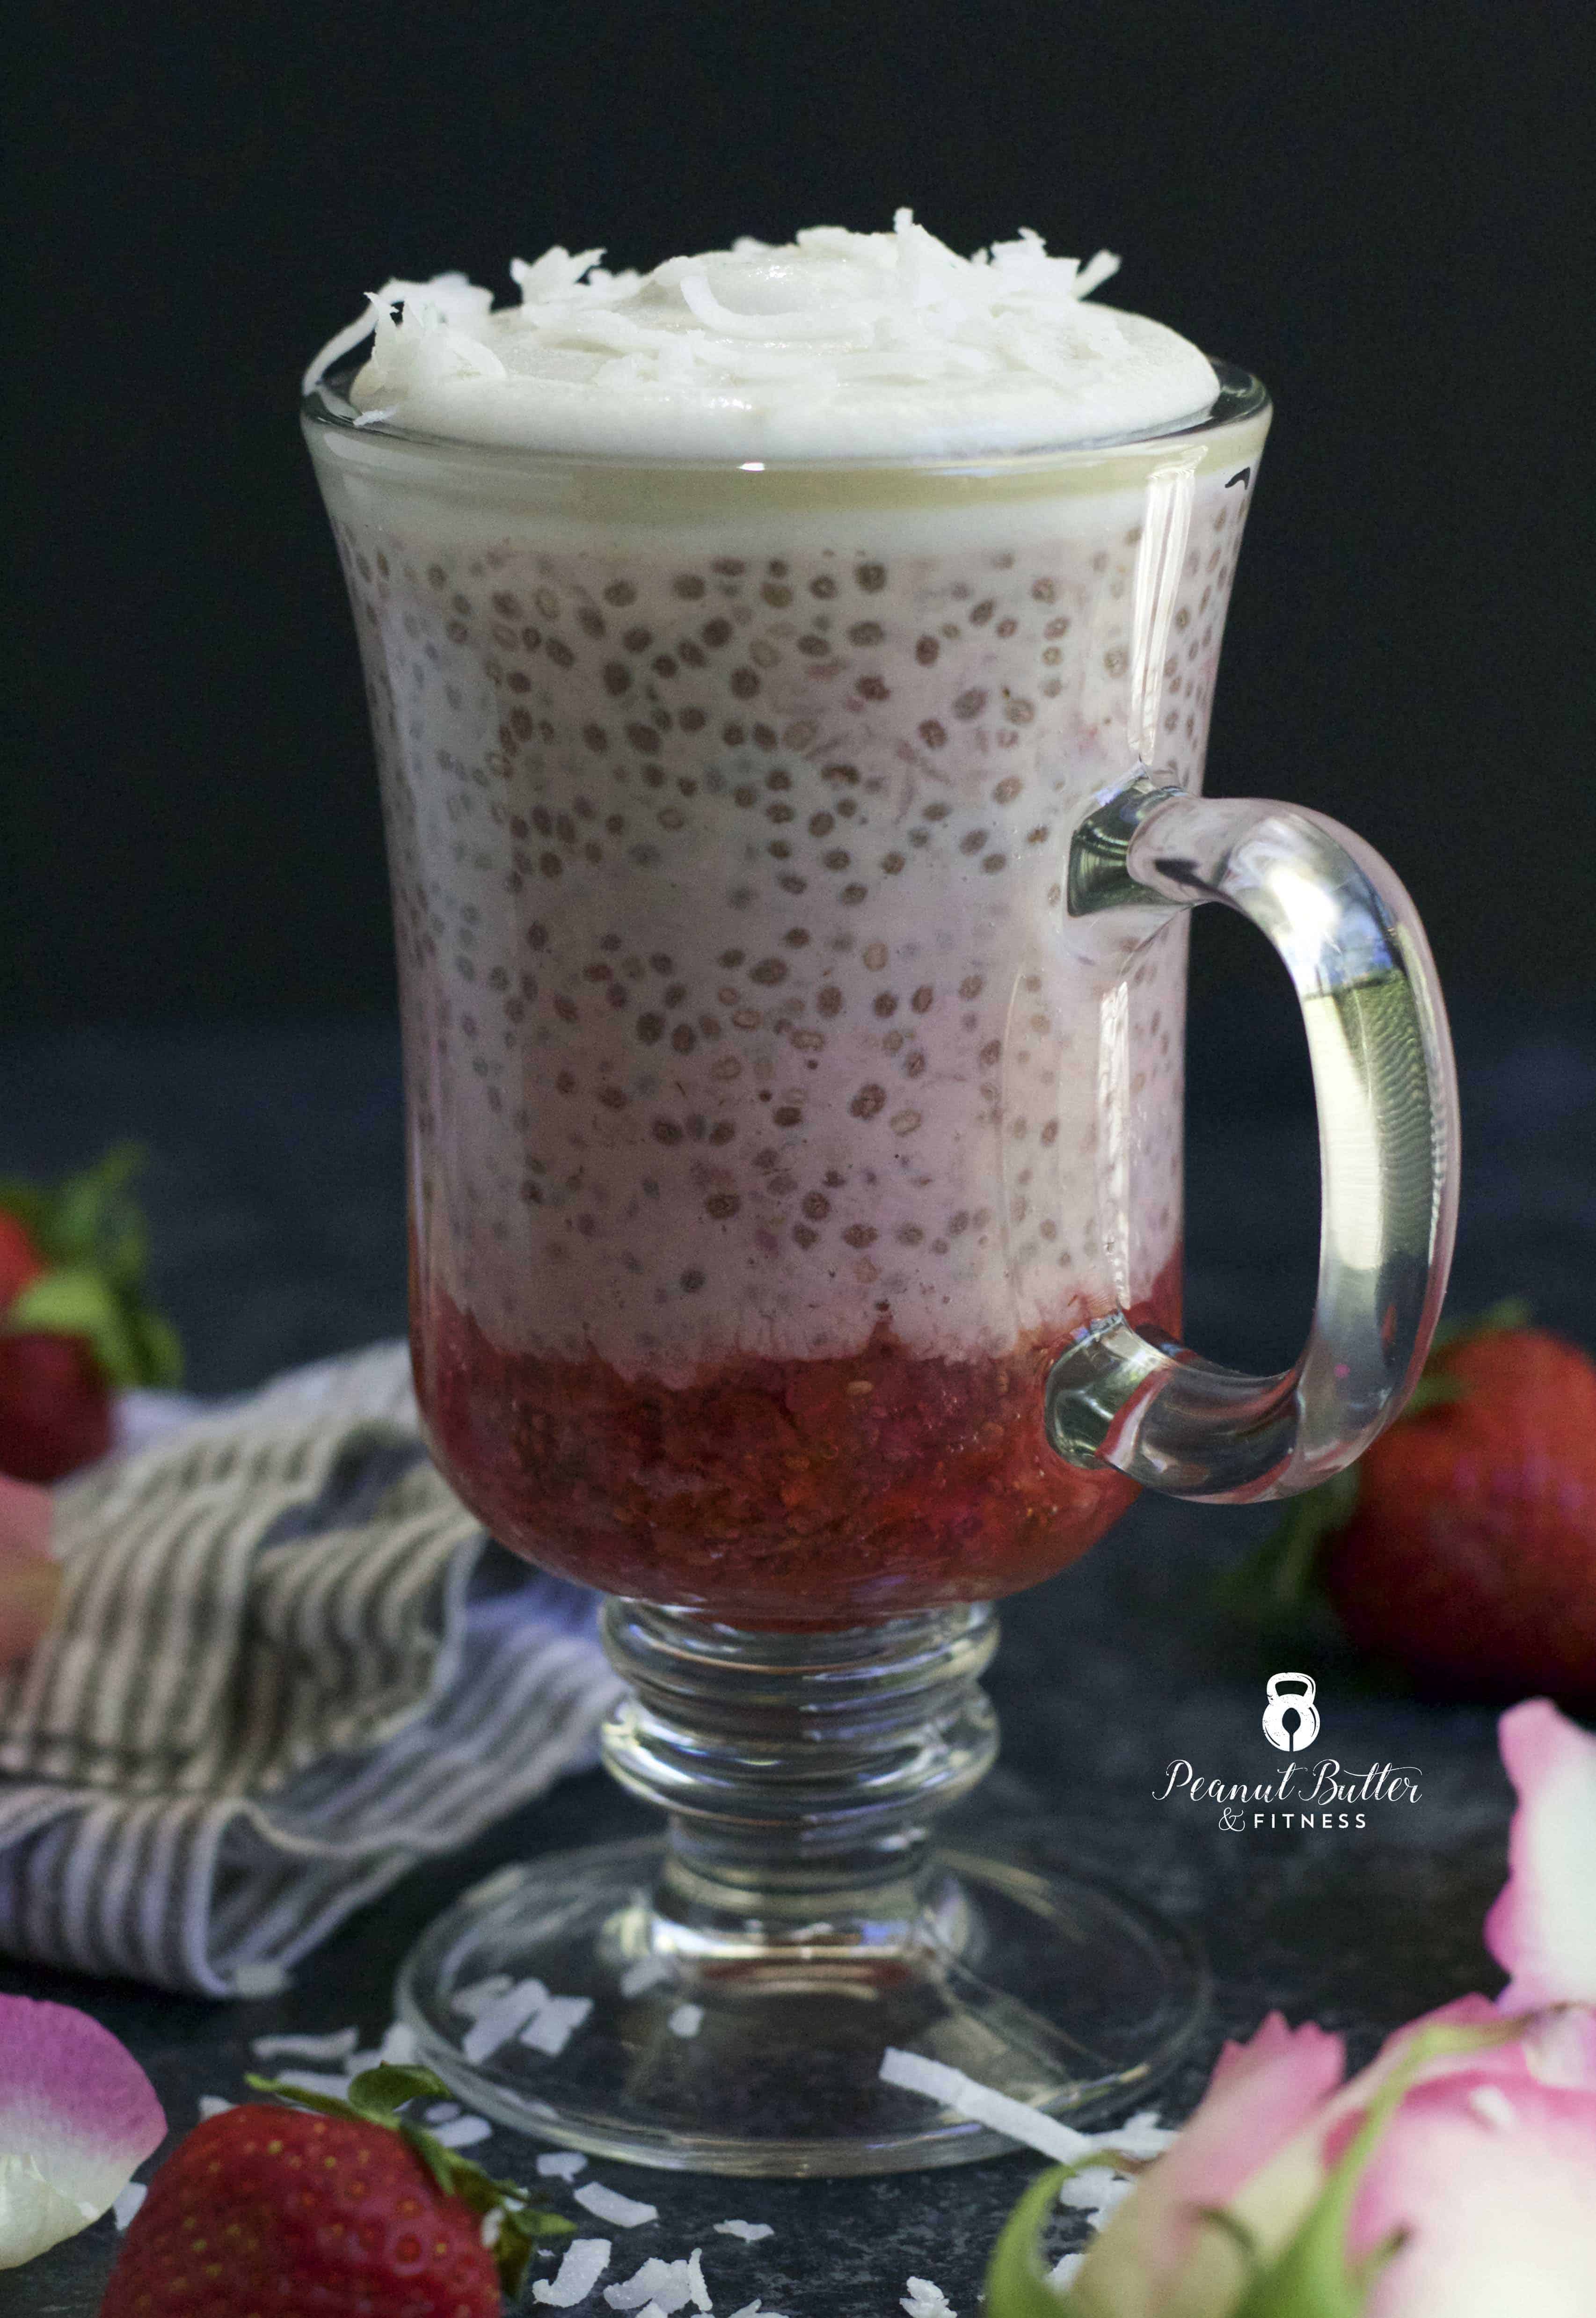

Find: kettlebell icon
[1262,1672,1320,1752]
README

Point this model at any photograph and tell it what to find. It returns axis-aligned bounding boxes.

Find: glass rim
[300,357,1269,475]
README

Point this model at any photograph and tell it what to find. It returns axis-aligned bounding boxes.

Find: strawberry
[100,2063,573,2317]
[0,1333,114,1481]
[0,1145,181,1483]
[1241,1304,1596,1701]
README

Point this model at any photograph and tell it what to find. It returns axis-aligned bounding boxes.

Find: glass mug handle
[1045,770,1460,1501]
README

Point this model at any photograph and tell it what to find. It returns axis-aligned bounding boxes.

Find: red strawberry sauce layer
[415,1253,1179,1628]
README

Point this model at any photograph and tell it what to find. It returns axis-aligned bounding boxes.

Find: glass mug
[305,366,1457,2173]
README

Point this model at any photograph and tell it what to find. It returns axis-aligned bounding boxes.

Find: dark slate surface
[2,1001,1591,2317]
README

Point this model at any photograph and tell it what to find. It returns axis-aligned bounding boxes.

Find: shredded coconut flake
[667,2003,704,2039]
[233,1961,293,1997]
[463,1976,550,2063]
[250,2026,358,2062]
[425,2100,462,2124]
[576,2182,660,2228]
[685,2248,711,2312]
[379,2020,419,2065]
[112,2183,146,2231]
[879,2048,1172,2171]
[619,1957,674,1997]
[714,2220,773,2241]
[1048,2250,1085,2289]
[451,1972,514,2019]
[538,2149,590,2179]
[902,2278,957,2318]
[312,212,1217,459]
[533,2237,613,2306]
[197,2096,234,2121]
[430,2113,494,2150]
[605,2255,696,2311]
[523,1994,595,2057]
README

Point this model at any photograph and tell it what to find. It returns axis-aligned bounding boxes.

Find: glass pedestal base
[395,1599,1204,2175]
[397,1833,1204,2176]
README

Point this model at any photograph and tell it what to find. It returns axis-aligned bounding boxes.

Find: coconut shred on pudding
[304,215,1249,1624]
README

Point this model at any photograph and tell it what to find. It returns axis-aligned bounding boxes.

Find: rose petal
[1071,2012,1345,2312]
[0,1997,164,2269]
[1484,1700,1596,2011]
[1352,2068,1596,2317]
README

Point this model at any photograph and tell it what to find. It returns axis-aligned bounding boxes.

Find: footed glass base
[396,1602,1205,2173]
[396,1837,1204,2175]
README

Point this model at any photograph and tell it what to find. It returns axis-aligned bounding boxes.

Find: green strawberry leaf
[0,1145,182,1389]
[7,1267,145,1387]
[1215,1464,1360,1635]
[343,2063,452,2121]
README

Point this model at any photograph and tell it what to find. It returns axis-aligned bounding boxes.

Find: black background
[8,3,1592,1030]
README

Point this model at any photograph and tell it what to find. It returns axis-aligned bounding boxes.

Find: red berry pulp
[414,1251,1179,1628]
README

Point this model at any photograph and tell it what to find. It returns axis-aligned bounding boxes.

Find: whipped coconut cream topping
[306,210,1220,458]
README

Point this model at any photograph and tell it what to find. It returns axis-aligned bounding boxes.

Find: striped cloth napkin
[0,1345,619,1997]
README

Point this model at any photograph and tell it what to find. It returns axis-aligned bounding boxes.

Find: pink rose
[988,1701,1596,2316]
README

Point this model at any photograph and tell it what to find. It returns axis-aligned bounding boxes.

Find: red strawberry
[0,1210,45,1308]
[1319,1319,1596,1699]
[1245,1306,1596,1701]
[100,2065,571,2317]
[0,1334,113,1482]
[0,1145,181,1484]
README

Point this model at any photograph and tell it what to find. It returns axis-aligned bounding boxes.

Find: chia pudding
[304,219,1268,1622]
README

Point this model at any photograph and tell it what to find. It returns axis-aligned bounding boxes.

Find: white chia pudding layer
[309,439,1260,1388]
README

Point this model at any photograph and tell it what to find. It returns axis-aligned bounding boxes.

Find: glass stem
[600,1602,999,1952]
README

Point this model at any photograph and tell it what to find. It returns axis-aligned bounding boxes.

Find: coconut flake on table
[619,1956,674,1997]
[667,2003,704,2039]
[714,2219,774,2241]
[901,2280,957,2318]
[603,2247,712,2314]
[1048,2250,1086,2290]
[429,2113,494,2149]
[379,2020,419,2064]
[249,2026,360,2063]
[538,2148,589,2179]
[232,1961,293,1997]
[532,2236,613,2306]
[197,2096,234,2121]
[523,1994,595,2056]
[306,211,1221,460]
[112,2183,147,2230]
[879,2048,1173,2167]
[728,2304,788,2318]
[576,2181,659,2227]
[462,1975,551,2062]
[451,1972,514,2020]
